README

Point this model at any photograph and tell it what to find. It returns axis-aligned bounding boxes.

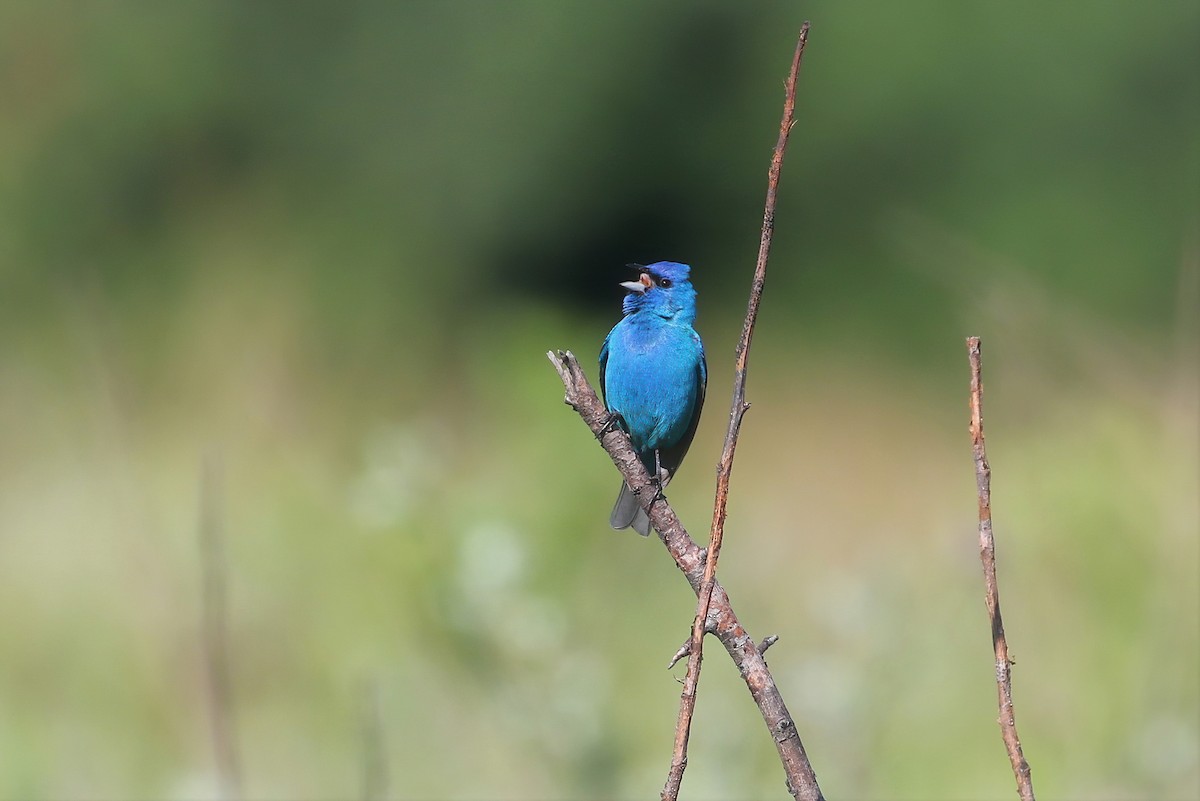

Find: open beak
[619,272,654,294]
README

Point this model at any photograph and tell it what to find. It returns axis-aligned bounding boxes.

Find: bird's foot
[646,479,667,511]
[632,477,666,509]
[595,411,624,441]
[642,451,669,514]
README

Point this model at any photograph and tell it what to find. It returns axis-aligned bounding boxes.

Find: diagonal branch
[664,22,811,801]
[547,350,824,801]
[967,337,1036,801]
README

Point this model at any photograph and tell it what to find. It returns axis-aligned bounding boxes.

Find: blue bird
[599,261,707,536]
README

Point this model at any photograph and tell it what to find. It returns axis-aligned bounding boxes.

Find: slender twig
[667,639,693,671]
[199,455,242,801]
[967,338,1035,801]
[758,634,780,655]
[663,23,811,801]
[548,351,823,801]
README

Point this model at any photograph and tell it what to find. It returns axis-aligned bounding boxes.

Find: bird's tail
[609,481,652,536]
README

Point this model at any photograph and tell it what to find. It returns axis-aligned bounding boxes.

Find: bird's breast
[603,321,703,453]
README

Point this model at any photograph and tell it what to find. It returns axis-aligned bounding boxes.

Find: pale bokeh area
[1,2,1197,800]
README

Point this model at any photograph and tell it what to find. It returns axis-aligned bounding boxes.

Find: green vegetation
[0,2,1196,798]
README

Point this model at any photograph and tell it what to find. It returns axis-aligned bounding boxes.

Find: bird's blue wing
[658,340,706,477]
[598,330,611,407]
[601,324,651,533]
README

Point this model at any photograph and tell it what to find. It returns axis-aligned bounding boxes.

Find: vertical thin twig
[967,338,1036,801]
[200,454,242,801]
[662,22,812,801]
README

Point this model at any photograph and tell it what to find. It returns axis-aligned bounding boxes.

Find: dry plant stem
[200,456,242,801]
[548,351,823,801]
[664,22,811,801]
[967,338,1035,801]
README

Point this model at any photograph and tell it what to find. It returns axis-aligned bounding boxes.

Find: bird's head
[620,261,697,323]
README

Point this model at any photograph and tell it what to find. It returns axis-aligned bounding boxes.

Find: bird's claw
[646,478,666,511]
[596,412,624,441]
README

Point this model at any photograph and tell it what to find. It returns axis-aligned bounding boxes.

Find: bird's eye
[658,278,672,288]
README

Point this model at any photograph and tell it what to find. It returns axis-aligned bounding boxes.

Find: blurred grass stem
[967,338,1036,801]
[360,678,388,801]
[200,455,243,801]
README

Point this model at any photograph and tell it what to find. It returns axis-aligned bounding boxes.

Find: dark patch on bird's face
[624,263,678,292]
[643,267,675,290]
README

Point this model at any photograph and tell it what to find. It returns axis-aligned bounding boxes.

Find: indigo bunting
[599,261,707,536]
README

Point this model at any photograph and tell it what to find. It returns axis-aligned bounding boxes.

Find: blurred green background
[1,1,1197,799]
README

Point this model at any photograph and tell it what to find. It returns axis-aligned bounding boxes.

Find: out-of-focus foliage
[0,2,1196,799]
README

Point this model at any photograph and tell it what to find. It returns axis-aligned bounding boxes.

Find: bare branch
[967,337,1036,801]
[547,350,824,801]
[664,22,812,801]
